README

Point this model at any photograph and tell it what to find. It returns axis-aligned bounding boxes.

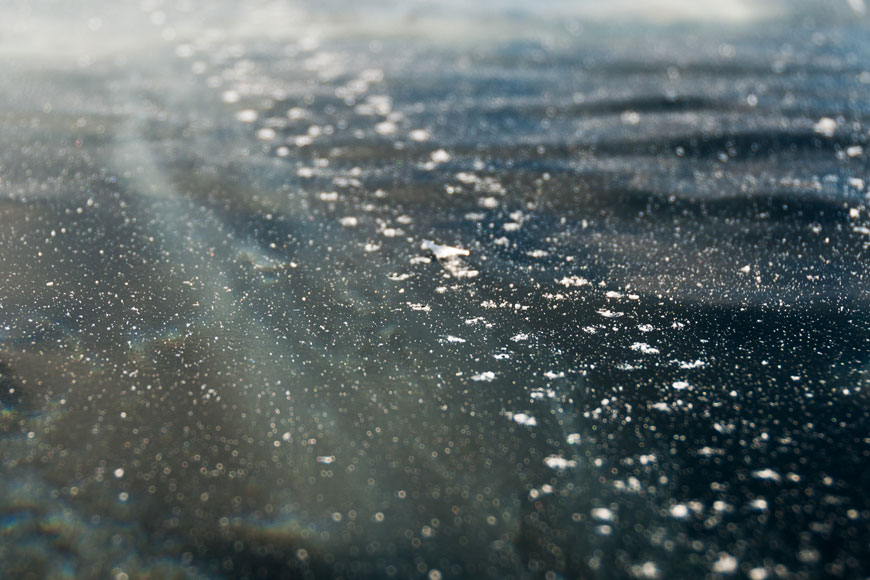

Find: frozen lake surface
[1,1,869,578]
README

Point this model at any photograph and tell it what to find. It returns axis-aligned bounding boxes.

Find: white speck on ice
[712,554,738,574]
[672,381,690,390]
[847,0,867,14]
[316,456,335,464]
[221,90,240,104]
[752,469,781,482]
[813,117,837,137]
[749,498,768,510]
[507,412,537,426]
[638,324,654,332]
[621,110,641,125]
[846,145,863,157]
[445,335,466,343]
[113,468,124,478]
[591,507,613,521]
[678,359,706,369]
[409,129,430,142]
[339,216,359,227]
[631,342,660,355]
[430,149,451,163]
[421,240,469,259]
[375,121,397,135]
[236,109,258,123]
[635,562,660,580]
[511,333,529,342]
[598,309,624,318]
[557,275,589,287]
[406,303,431,312]
[848,177,865,190]
[567,433,581,444]
[544,456,577,470]
[256,127,276,141]
[471,371,496,382]
[530,389,555,400]
[669,504,689,518]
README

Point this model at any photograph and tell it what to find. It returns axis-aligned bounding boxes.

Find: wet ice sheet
[1,1,870,579]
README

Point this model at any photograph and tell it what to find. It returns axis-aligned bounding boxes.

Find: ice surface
[0,0,868,579]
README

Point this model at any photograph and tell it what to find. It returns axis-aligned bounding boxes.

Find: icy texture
[0,1,869,579]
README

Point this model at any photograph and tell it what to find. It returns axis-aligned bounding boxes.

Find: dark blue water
[1,2,869,579]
